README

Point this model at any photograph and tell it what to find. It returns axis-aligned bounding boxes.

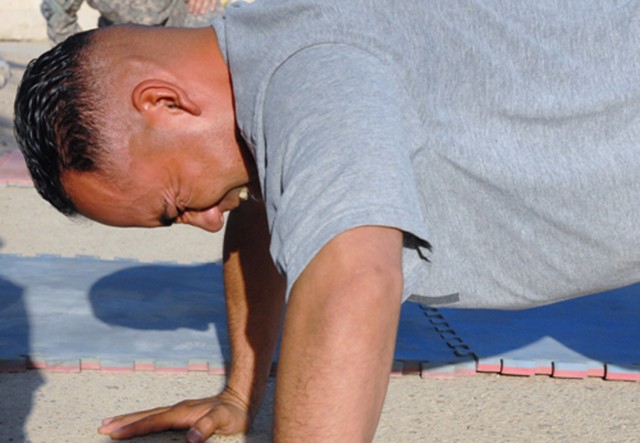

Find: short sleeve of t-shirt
[261,44,431,297]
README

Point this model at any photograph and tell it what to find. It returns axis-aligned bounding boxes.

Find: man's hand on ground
[98,388,250,442]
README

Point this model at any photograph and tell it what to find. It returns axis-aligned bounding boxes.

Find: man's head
[14,25,252,232]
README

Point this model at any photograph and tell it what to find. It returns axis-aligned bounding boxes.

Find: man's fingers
[106,409,191,440]
[98,406,173,434]
[197,0,216,14]
[101,401,205,438]
[187,0,214,15]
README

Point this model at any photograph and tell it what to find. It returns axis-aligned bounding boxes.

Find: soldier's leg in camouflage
[0,57,10,89]
[40,0,85,45]
[89,0,175,27]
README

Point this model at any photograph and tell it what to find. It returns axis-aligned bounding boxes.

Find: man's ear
[131,79,202,120]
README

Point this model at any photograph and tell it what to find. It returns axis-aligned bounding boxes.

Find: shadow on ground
[0,275,44,441]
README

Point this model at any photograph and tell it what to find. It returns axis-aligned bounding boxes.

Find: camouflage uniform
[41,0,223,45]
[0,56,10,89]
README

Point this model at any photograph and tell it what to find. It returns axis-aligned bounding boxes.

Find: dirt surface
[0,370,638,442]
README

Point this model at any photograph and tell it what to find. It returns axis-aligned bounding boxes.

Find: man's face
[63,134,250,233]
[56,24,251,232]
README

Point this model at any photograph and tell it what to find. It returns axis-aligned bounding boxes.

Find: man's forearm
[223,198,286,419]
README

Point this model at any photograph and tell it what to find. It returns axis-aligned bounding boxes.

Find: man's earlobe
[131,79,202,117]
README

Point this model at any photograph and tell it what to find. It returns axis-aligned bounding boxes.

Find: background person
[40,0,222,44]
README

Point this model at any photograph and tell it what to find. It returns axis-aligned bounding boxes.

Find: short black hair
[14,29,107,216]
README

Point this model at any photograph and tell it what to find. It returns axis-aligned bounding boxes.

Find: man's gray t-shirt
[213,0,640,309]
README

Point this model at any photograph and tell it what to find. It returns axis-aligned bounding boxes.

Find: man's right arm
[97,197,285,441]
[176,196,285,441]
[219,195,287,424]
